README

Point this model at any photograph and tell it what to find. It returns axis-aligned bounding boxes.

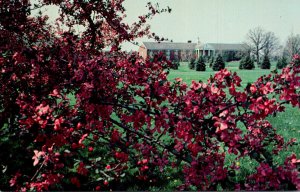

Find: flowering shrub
[0,0,299,191]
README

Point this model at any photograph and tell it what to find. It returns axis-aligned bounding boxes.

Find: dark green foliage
[223,51,242,62]
[171,60,180,70]
[203,55,210,63]
[0,124,35,190]
[189,58,196,69]
[239,55,255,70]
[212,55,225,71]
[276,56,288,69]
[223,51,235,62]
[261,55,271,69]
[195,56,206,71]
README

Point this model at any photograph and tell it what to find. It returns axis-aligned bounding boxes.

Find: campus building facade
[139,41,247,61]
[138,41,196,61]
[195,43,248,59]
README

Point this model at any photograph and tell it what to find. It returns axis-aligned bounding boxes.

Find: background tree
[285,33,300,59]
[212,54,225,71]
[246,27,267,65]
[195,56,206,71]
[263,31,280,57]
[261,54,271,69]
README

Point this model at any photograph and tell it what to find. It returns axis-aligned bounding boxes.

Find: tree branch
[109,118,192,163]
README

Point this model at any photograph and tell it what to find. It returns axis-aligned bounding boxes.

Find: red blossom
[70,177,81,188]
[77,162,88,176]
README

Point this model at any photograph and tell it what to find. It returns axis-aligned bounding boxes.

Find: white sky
[122,0,300,51]
[32,0,300,51]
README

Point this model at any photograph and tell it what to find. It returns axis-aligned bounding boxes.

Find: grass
[167,61,277,86]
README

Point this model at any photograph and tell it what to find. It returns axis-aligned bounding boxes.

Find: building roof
[200,43,248,51]
[195,43,202,49]
[142,42,197,50]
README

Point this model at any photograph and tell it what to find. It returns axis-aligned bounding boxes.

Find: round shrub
[189,58,196,69]
[239,57,245,69]
[239,55,255,70]
[171,60,180,70]
[212,54,225,71]
[261,55,271,69]
[276,56,288,69]
[209,56,214,68]
[195,56,206,71]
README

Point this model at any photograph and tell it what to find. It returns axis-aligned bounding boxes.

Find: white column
[167,50,170,59]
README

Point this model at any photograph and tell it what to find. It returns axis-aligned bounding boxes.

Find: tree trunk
[256,48,260,67]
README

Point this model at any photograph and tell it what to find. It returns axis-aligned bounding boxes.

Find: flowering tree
[0,0,300,191]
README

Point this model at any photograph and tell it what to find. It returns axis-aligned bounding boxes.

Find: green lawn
[168,61,277,86]
[168,60,300,164]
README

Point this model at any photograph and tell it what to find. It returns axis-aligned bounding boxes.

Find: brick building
[138,41,197,61]
[139,41,247,61]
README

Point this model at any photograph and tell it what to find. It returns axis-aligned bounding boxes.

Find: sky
[32,0,300,51]
[121,0,300,51]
